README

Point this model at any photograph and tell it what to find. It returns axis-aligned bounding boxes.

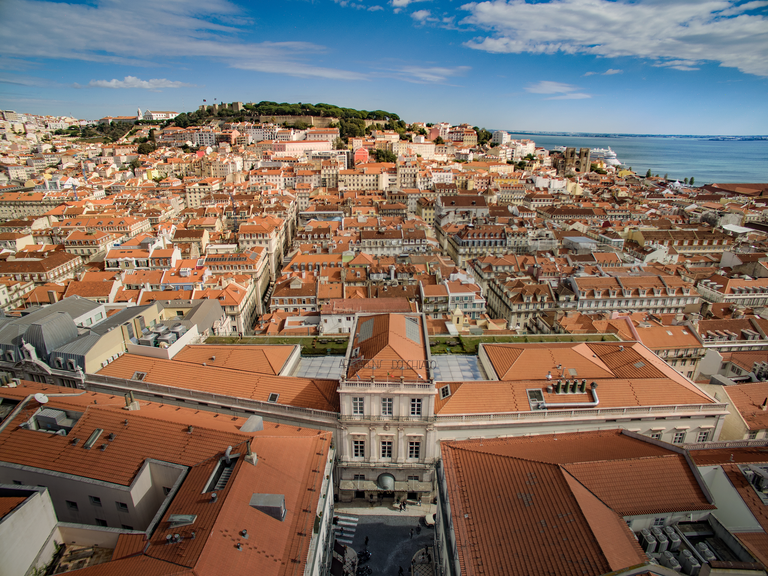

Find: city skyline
[1,0,767,134]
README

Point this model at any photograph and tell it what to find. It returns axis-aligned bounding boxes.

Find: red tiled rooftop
[0,496,26,519]
[98,354,339,413]
[172,344,296,376]
[723,382,768,431]
[441,436,647,576]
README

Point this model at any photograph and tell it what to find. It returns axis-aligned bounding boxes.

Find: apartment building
[570,274,699,316]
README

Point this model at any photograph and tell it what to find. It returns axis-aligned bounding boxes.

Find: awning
[331,557,344,576]
[334,541,346,556]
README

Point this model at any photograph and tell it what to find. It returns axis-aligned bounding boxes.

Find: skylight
[358,318,374,343]
[405,316,420,344]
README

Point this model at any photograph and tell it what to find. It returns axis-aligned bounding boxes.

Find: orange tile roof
[0,382,333,576]
[689,447,768,466]
[0,496,27,519]
[172,344,295,376]
[724,382,768,431]
[441,434,648,576]
[447,342,715,415]
[736,532,768,567]
[348,314,428,381]
[98,354,339,413]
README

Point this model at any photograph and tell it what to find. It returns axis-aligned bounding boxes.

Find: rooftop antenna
[34,393,49,405]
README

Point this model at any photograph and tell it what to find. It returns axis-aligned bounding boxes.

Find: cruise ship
[590,147,622,167]
[551,145,623,167]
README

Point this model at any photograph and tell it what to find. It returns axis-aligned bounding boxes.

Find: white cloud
[392,0,428,6]
[88,76,193,90]
[583,68,623,76]
[412,9,432,21]
[461,0,768,77]
[390,65,471,83]
[525,81,577,94]
[332,0,385,9]
[392,0,430,13]
[549,92,591,99]
[653,60,700,71]
[525,80,591,99]
[1,0,366,80]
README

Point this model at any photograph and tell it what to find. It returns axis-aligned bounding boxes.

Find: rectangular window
[410,398,422,417]
[353,440,365,458]
[381,440,392,458]
[408,441,421,459]
[66,500,78,511]
[650,432,662,440]
[748,430,758,440]
[440,385,451,399]
[353,474,366,481]
[381,397,393,416]
[352,397,364,415]
[95,518,108,527]
[408,475,419,481]
[653,517,665,527]
[697,431,710,443]
[89,496,102,507]
[116,501,129,513]
[673,432,686,444]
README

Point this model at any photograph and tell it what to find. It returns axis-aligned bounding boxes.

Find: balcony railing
[434,403,728,423]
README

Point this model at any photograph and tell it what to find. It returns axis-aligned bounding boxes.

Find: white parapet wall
[126,325,199,360]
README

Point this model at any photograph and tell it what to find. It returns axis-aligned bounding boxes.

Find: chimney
[123,390,140,411]
[48,290,58,303]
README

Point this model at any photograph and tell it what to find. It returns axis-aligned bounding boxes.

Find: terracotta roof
[441,434,648,576]
[347,314,428,381]
[723,382,768,431]
[98,354,339,413]
[689,447,768,466]
[0,382,334,576]
[0,495,26,519]
[453,342,715,415]
[736,532,768,567]
[172,344,295,376]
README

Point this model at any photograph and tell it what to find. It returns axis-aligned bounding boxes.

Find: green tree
[372,149,398,163]
[684,177,689,185]
[129,158,141,170]
[333,137,346,150]
[137,142,155,155]
[434,136,444,145]
[690,176,694,186]
[646,169,652,178]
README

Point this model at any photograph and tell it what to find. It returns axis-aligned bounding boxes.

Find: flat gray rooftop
[297,356,344,380]
[432,355,486,382]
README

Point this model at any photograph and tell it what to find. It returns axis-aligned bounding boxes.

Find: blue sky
[1,0,767,134]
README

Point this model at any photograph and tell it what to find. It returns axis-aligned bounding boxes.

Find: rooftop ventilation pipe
[541,382,600,410]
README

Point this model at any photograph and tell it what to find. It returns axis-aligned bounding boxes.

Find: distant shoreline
[500,131,768,142]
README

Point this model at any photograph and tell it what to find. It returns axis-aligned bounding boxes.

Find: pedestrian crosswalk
[333,512,358,545]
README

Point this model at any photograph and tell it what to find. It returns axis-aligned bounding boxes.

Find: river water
[505,133,768,185]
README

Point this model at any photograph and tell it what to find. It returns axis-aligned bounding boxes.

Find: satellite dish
[34,393,49,405]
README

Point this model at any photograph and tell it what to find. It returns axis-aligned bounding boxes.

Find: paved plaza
[333,501,437,576]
